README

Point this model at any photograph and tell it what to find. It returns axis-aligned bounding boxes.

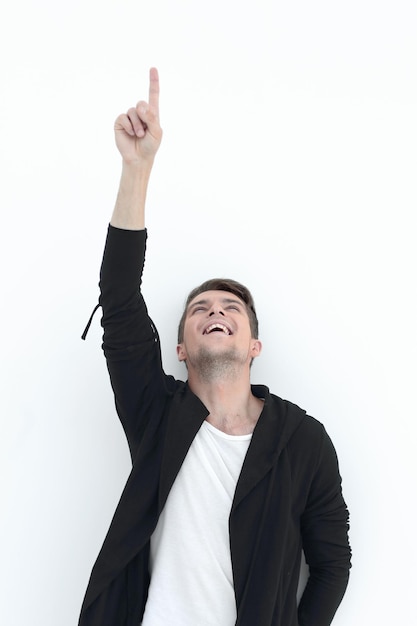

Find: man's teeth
[205,324,230,335]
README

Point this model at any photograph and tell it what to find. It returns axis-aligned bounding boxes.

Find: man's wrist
[121,158,154,180]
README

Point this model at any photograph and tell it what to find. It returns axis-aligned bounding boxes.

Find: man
[79,68,351,626]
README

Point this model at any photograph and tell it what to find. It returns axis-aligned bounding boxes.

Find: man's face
[176,290,262,370]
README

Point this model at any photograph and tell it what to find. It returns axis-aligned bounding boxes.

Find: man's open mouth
[203,323,232,336]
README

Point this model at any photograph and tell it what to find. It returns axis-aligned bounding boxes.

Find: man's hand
[114,67,162,165]
[110,68,162,229]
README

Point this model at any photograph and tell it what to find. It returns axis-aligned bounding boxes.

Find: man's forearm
[110,162,153,230]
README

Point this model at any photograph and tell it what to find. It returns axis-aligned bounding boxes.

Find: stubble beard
[188,346,246,383]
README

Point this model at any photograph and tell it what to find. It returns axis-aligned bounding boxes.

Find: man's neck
[187,374,264,436]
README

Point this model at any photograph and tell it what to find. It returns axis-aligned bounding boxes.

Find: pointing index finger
[149,67,160,117]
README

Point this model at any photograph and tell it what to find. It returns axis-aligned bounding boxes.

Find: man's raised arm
[110,67,162,230]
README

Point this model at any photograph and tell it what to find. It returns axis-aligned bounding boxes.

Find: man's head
[177,278,259,343]
[176,278,261,379]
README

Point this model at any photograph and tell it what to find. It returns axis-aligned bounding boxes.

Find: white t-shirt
[141,420,252,626]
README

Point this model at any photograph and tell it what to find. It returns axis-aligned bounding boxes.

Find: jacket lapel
[232,386,306,510]
[158,384,209,511]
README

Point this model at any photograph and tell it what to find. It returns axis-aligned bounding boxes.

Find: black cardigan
[79,225,351,626]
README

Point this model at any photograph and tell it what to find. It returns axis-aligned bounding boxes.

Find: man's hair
[177,278,259,343]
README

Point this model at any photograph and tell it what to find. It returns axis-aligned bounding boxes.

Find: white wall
[1,1,416,624]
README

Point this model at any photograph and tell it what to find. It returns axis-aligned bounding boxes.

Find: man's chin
[189,347,245,382]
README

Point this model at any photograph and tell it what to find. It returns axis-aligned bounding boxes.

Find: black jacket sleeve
[98,225,174,461]
[298,426,351,626]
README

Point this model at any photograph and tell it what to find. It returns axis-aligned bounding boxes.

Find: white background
[1,1,416,624]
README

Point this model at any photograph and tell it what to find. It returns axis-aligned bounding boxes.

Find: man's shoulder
[253,384,307,420]
[255,384,325,440]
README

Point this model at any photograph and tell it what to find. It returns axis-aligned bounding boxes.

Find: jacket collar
[158,383,209,510]
[232,385,305,509]
[158,383,306,512]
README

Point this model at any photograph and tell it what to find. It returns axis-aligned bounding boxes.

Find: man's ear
[250,339,262,359]
[177,343,187,362]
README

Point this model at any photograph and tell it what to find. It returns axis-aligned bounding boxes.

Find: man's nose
[209,308,225,316]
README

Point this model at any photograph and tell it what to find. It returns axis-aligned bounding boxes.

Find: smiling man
[79,69,351,626]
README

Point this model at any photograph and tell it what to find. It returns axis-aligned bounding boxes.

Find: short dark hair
[177,278,258,343]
